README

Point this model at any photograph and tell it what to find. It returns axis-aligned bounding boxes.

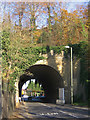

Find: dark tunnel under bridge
[19,64,64,103]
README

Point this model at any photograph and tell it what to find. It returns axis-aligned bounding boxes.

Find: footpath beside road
[8,102,90,119]
[9,103,33,119]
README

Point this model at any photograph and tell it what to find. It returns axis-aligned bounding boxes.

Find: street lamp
[65,46,73,104]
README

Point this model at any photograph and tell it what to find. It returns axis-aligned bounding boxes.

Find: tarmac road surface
[9,102,90,119]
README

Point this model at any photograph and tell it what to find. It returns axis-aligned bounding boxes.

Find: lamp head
[65,46,70,48]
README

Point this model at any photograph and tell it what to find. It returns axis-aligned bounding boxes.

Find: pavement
[8,102,90,120]
[9,102,32,119]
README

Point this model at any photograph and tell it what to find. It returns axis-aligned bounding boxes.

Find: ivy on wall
[1,29,88,95]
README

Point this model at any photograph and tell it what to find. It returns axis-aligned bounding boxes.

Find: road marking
[58,110,89,118]
[40,112,58,116]
[39,103,79,118]
[38,103,89,118]
[58,110,79,118]
[73,106,88,110]
[40,113,44,116]
[39,103,51,108]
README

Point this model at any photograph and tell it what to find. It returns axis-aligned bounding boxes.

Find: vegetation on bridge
[1,2,89,103]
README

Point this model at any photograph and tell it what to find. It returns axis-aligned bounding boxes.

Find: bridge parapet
[34,50,81,103]
[17,50,80,104]
[35,50,64,75]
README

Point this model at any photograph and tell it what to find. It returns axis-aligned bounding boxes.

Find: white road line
[58,109,89,118]
[40,112,58,116]
[38,103,89,118]
[58,110,79,118]
[39,103,78,118]
[39,103,51,108]
[73,106,88,110]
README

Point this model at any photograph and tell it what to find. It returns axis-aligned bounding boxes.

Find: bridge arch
[19,64,64,103]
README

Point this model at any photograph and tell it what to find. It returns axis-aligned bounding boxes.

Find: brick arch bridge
[16,50,80,105]
[19,64,64,103]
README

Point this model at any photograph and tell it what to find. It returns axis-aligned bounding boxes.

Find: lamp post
[65,46,73,104]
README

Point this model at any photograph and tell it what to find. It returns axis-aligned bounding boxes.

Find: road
[9,102,89,119]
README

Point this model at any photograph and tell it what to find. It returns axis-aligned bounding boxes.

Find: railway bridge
[17,50,80,105]
[0,50,81,118]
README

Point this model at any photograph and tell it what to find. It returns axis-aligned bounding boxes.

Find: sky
[0,1,89,29]
[0,0,89,2]
[67,2,88,12]
[22,80,30,90]
[22,79,35,90]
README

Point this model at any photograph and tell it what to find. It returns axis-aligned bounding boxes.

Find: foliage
[2,30,16,92]
[1,2,88,95]
[80,56,88,99]
[63,41,89,102]
[2,2,88,46]
[27,81,43,92]
[73,102,88,107]
[64,41,88,58]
